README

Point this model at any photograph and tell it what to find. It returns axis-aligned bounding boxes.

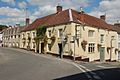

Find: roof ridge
[69,9,73,22]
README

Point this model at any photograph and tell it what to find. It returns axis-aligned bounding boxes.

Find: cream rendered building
[22,6,118,62]
[2,25,22,48]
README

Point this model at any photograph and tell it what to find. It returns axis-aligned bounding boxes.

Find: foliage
[34,25,47,52]
[81,40,87,51]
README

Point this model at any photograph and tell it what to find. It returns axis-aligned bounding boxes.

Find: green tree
[34,25,47,53]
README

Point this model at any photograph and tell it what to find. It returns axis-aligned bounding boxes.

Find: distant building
[2,25,23,48]
[21,6,118,62]
[0,25,8,47]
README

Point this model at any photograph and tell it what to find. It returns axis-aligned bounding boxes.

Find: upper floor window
[27,33,30,37]
[88,30,94,37]
[58,29,62,38]
[33,32,35,38]
[88,43,95,53]
[111,36,115,40]
[48,30,51,38]
[100,34,104,43]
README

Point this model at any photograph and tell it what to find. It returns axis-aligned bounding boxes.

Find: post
[73,36,76,61]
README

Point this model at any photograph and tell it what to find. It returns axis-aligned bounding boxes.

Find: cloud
[18,1,27,9]
[0,6,27,25]
[89,0,120,24]
[33,5,55,17]
[1,0,15,5]
[0,7,25,17]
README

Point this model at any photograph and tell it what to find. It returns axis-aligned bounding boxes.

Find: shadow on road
[54,68,120,80]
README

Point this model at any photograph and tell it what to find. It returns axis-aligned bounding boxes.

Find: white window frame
[100,34,104,43]
[88,43,95,53]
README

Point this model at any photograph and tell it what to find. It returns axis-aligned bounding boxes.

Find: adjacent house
[2,25,23,48]
[113,22,120,60]
[21,6,118,62]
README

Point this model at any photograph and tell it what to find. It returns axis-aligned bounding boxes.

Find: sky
[0,0,120,26]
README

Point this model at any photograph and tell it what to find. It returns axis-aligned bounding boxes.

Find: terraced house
[21,6,118,62]
[2,25,22,48]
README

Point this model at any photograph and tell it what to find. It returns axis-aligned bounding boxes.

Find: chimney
[56,5,62,13]
[100,15,106,21]
[26,18,30,26]
[79,7,84,14]
[114,22,120,27]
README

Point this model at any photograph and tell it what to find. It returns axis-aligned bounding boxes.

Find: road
[0,47,120,80]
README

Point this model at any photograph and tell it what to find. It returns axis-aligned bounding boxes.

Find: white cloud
[89,0,120,24]
[0,7,27,25]
[33,5,55,17]
[1,0,15,5]
[18,1,27,9]
[0,7,25,17]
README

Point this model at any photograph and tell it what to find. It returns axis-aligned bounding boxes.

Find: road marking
[79,64,102,80]
[97,65,115,69]
[72,63,93,80]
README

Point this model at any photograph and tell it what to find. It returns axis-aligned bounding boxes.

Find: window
[48,44,51,51]
[27,33,30,37]
[119,43,120,48]
[88,30,94,37]
[75,26,81,38]
[48,30,51,38]
[100,34,104,43]
[111,36,115,40]
[88,43,95,53]
[33,32,35,38]
[58,29,62,38]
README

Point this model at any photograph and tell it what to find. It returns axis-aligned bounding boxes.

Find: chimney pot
[114,23,120,27]
[57,6,62,13]
[100,15,106,21]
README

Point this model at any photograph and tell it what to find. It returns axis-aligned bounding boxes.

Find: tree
[34,25,47,53]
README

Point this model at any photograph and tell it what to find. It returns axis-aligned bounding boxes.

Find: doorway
[58,44,62,58]
[41,43,44,53]
[100,47,105,62]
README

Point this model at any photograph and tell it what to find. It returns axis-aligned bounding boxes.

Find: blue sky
[0,0,120,26]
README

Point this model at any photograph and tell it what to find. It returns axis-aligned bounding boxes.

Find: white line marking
[79,64,101,80]
[97,65,115,69]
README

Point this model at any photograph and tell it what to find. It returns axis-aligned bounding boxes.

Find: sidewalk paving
[4,47,120,67]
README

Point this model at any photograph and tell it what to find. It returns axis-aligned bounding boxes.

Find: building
[2,25,23,48]
[0,31,3,46]
[0,25,7,47]
[21,6,118,62]
[113,22,120,60]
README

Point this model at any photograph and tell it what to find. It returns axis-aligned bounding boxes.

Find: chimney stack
[79,7,84,14]
[56,5,62,13]
[100,15,106,21]
[26,18,30,26]
[114,22,120,27]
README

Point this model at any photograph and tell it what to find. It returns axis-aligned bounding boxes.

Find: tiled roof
[22,9,116,31]
[112,24,120,33]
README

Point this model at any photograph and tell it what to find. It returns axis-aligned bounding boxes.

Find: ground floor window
[88,43,95,53]
[48,44,51,51]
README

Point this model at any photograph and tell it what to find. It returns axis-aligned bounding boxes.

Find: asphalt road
[0,47,120,80]
[0,47,86,80]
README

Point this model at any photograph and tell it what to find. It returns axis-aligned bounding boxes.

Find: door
[41,43,44,53]
[118,51,120,60]
[100,47,105,62]
[58,44,62,58]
